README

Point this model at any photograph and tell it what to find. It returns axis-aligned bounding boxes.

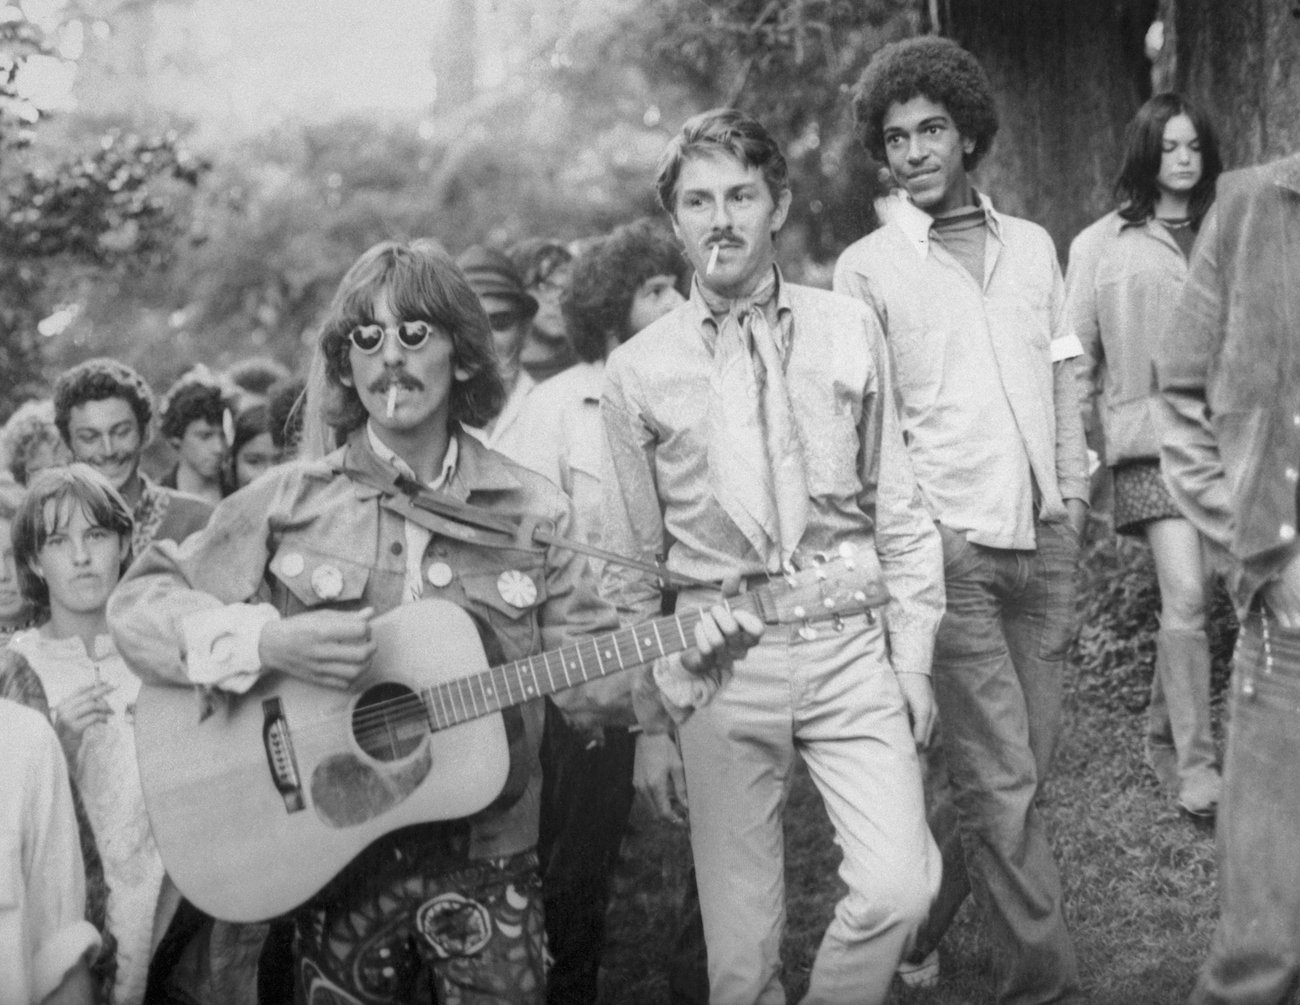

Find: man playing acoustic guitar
[108,238,761,1004]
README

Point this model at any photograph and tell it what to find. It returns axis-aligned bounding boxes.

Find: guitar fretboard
[419,592,763,732]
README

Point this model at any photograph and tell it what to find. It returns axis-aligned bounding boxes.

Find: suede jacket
[1156,153,1300,614]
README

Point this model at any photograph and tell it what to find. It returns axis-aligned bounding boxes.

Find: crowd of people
[1,31,1296,1005]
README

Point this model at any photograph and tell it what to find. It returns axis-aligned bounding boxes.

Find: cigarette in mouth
[386,385,398,419]
[706,243,720,276]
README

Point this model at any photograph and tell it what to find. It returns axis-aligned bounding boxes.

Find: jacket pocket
[268,542,371,613]
[458,558,549,663]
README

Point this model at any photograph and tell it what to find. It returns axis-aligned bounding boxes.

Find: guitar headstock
[755,543,892,629]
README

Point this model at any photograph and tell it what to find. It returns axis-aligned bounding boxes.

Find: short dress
[1111,458,1183,536]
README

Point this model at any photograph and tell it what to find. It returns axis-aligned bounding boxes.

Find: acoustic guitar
[133,546,888,921]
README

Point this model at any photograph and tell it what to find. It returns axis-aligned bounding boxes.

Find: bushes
[1070,515,1237,716]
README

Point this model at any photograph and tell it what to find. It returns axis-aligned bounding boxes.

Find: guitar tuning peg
[853,590,868,604]
[831,614,845,632]
[798,622,817,641]
[815,567,828,581]
[822,597,835,609]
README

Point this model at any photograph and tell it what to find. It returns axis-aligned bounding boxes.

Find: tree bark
[945,0,1155,260]
[1172,0,1300,168]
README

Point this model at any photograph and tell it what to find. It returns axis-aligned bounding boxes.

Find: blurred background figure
[225,402,280,493]
[1065,92,1223,821]
[158,367,237,506]
[505,217,692,1005]
[265,376,307,463]
[0,399,73,486]
[508,238,577,383]
[457,244,540,451]
[1,483,38,644]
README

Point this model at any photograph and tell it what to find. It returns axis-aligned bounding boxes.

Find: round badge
[280,552,305,578]
[426,562,453,588]
[496,569,538,608]
[310,564,344,600]
[415,892,493,959]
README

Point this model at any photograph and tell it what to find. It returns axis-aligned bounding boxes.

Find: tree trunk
[945,0,1156,260]
[1172,0,1300,168]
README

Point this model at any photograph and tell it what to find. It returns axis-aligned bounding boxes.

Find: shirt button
[1287,467,1299,484]
[280,552,304,577]
[426,562,453,588]
[390,541,403,556]
[1281,525,1297,543]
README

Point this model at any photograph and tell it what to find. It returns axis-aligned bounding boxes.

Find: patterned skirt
[1112,459,1184,536]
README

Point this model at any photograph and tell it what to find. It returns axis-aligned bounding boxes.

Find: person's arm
[1047,253,1091,531]
[1155,205,1234,549]
[1062,224,1106,459]
[24,715,101,1005]
[856,307,944,746]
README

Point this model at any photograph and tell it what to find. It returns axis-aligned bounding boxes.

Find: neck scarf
[700,268,808,571]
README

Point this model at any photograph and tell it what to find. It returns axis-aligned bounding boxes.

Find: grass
[597,526,1247,1005]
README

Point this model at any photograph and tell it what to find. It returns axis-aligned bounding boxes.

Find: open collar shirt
[600,273,943,678]
[834,192,1089,551]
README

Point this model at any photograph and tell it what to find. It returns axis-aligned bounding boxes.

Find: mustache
[706,230,741,247]
[368,372,423,394]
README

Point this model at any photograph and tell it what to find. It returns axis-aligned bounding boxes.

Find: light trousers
[678,614,940,1005]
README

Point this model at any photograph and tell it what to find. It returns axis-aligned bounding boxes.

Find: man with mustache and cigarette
[108,238,761,1003]
[600,107,943,1003]
[834,37,1088,1003]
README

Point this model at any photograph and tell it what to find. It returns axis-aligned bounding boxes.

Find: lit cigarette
[706,243,720,275]
[386,385,398,419]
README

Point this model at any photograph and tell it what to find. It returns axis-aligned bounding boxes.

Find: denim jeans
[678,610,940,1005]
[1191,613,1300,1005]
[915,520,1081,1004]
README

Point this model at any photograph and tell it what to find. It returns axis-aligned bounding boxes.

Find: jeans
[536,708,637,1005]
[678,610,940,1005]
[1191,613,1300,1005]
[915,521,1081,1004]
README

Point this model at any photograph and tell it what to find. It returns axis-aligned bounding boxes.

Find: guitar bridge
[262,697,305,813]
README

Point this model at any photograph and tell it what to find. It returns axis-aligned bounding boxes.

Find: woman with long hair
[1065,92,1224,821]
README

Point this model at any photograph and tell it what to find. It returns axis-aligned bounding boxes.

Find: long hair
[1115,92,1221,227]
[307,239,506,452]
[12,464,132,617]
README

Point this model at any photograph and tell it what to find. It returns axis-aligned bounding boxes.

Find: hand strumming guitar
[257,607,378,689]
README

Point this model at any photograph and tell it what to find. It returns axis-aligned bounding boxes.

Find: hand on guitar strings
[678,573,764,681]
[257,607,378,689]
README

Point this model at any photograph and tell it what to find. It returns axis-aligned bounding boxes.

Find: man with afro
[834,35,1089,1004]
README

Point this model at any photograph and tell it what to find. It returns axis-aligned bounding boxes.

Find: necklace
[1157,216,1193,230]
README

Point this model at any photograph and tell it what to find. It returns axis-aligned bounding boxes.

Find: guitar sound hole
[352,683,429,762]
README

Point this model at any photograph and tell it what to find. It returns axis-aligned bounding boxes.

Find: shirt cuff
[1050,333,1084,362]
[33,920,100,1003]
[652,653,728,725]
[181,603,280,693]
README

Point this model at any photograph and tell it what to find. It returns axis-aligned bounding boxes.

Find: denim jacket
[1066,210,1187,466]
[109,429,631,859]
[1156,154,1300,614]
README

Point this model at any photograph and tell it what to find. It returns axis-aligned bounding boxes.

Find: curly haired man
[835,36,1089,1004]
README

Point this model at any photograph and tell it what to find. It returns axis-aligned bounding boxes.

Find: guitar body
[134,599,511,922]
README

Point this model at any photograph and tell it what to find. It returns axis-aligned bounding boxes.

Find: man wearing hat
[456,245,541,455]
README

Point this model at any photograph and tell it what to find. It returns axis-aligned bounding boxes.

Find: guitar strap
[338,465,718,592]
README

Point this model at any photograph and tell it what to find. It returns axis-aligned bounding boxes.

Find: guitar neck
[419,591,763,732]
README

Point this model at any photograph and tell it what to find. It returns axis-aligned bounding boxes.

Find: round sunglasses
[348,320,437,354]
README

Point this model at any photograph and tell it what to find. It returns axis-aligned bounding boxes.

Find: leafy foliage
[0,11,206,414]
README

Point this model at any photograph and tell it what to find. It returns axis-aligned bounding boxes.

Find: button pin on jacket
[426,562,454,588]
[497,569,537,608]
[311,564,344,600]
[280,553,305,577]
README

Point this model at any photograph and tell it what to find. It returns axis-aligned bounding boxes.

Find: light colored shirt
[0,699,100,1005]
[498,361,605,564]
[467,370,537,456]
[600,276,944,679]
[834,192,1089,550]
[1064,209,1189,466]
